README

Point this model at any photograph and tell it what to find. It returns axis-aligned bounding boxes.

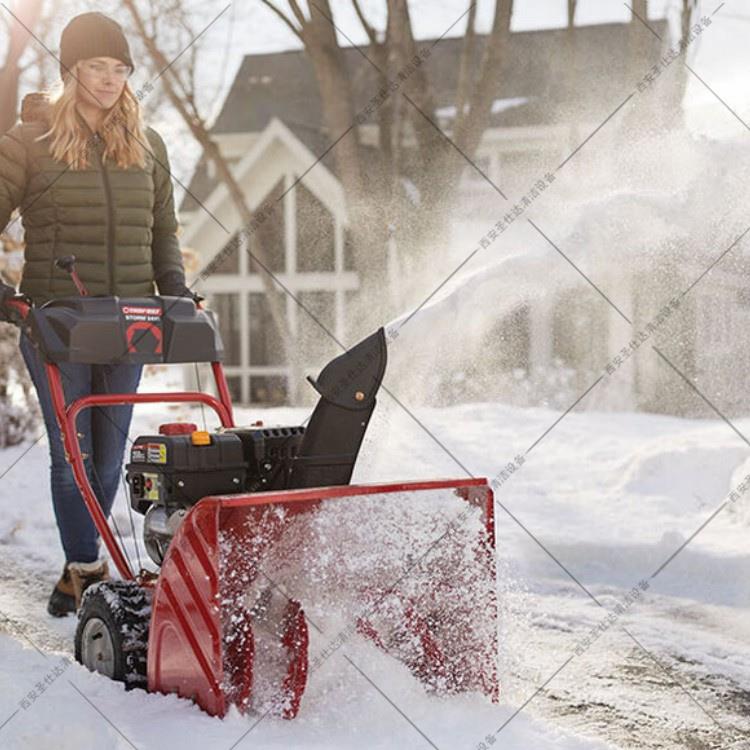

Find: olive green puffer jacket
[0,92,185,305]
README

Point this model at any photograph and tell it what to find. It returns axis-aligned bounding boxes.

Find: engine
[126,423,305,565]
[126,325,389,568]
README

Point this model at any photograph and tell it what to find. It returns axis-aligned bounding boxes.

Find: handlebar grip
[55,255,77,273]
[3,296,31,324]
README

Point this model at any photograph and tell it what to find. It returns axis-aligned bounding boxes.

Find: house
[181,19,681,408]
[179,117,353,405]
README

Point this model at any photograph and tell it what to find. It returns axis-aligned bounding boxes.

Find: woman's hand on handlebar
[164,286,205,307]
[0,281,16,301]
[0,282,31,324]
[156,271,204,306]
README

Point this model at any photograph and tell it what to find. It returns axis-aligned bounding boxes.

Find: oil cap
[191,431,212,446]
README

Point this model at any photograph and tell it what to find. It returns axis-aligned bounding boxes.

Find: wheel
[74,580,151,690]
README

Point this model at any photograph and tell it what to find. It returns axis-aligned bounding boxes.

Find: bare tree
[0,0,45,134]
[120,0,515,350]
[260,1,514,300]
[0,0,54,444]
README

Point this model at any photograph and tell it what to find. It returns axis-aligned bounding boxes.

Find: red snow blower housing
[2,270,498,719]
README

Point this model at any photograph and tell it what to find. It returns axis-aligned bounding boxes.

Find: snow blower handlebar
[0,254,85,322]
[55,255,89,296]
[1,273,234,582]
[0,282,31,325]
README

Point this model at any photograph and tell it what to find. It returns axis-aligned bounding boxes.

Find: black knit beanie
[59,12,134,80]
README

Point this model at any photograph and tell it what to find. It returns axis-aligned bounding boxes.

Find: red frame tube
[69,269,89,297]
[44,361,236,581]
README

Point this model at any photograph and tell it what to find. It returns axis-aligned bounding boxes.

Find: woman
[0,12,192,616]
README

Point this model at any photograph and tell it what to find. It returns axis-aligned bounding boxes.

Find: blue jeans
[19,333,142,563]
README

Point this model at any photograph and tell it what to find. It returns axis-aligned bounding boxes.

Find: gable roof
[181,20,666,213]
[179,117,346,251]
[214,21,667,133]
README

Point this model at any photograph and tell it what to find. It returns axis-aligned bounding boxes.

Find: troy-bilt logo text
[122,306,163,319]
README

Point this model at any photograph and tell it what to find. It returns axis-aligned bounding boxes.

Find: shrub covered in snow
[0,237,39,448]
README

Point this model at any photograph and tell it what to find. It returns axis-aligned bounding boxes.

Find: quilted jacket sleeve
[0,124,27,233]
[148,128,187,291]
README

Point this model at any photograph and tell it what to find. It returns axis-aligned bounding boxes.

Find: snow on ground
[0,629,609,750]
[0,361,749,749]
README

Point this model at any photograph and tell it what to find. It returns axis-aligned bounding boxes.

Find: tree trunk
[0,0,44,134]
[447,0,514,184]
[661,0,698,130]
[308,5,390,268]
[567,0,577,26]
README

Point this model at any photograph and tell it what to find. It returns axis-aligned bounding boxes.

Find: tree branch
[352,0,378,45]
[389,3,436,131]
[260,0,304,40]
[455,2,478,121]
[287,0,308,28]
[567,0,577,27]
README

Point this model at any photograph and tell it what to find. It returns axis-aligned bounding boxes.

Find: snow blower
[2,258,498,718]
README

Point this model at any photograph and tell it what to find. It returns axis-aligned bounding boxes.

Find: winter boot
[68,559,111,609]
[47,560,110,617]
[47,564,76,617]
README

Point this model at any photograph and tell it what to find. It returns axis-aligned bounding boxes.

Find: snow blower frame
[3,273,498,719]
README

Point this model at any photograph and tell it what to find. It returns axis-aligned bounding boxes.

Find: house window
[499,151,537,171]
[701,293,732,352]
[249,178,286,275]
[212,293,241,366]
[248,292,286,366]
[225,376,242,403]
[344,229,356,272]
[298,291,337,367]
[210,231,241,274]
[249,375,288,405]
[552,289,608,371]
[465,155,492,182]
[296,183,335,272]
[489,304,530,371]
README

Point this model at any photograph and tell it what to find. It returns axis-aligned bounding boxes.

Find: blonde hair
[38,61,148,171]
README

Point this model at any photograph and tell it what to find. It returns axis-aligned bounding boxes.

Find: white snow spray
[377,128,750,416]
